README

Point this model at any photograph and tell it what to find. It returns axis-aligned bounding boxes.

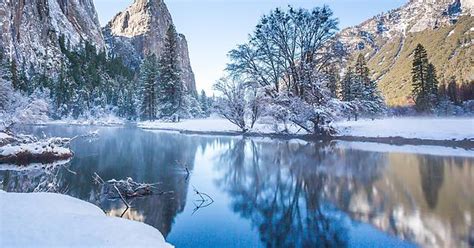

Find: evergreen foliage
[139,54,159,121]
[158,25,184,118]
[411,44,438,112]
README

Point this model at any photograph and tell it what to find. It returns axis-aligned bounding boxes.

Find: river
[1,125,473,247]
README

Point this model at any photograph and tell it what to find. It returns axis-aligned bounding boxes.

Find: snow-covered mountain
[103,0,196,93]
[340,0,474,105]
[0,0,105,72]
[0,0,196,93]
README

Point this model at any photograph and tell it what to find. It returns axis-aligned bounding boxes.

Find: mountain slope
[103,0,196,93]
[0,0,105,72]
[340,0,473,105]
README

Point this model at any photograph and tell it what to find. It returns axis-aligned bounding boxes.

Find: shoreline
[15,118,474,149]
[140,127,474,150]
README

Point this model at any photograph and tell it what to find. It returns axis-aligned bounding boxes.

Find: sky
[93,0,407,94]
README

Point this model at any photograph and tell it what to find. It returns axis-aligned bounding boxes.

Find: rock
[103,0,197,93]
[0,0,104,73]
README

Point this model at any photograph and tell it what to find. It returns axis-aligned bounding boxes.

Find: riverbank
[0,191,173,247]
[139,117,474,148]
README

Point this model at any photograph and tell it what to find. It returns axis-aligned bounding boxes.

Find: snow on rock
[0,191,173,247]
[334,117,474,141]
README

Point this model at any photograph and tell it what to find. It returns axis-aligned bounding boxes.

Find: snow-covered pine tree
[325,65,339,98]
[354,54,385,117]
[140,54,159,121]
[340,67,354,101]
[158,24,184,119]
[199,89,210,116]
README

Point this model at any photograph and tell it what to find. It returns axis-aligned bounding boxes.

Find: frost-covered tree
[158,24,184,118]
[227,6,344,134]
[140,54,159,121]
[412,44,438,113]
[339,55,385,120]
[214,77,250,132]
[199,90,210,117]
[0,78,13,111]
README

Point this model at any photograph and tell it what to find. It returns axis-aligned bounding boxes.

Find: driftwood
[93,173,161,199]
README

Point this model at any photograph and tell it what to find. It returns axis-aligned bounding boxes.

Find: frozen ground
[0,191,173,247]
[334,117,474,141]
[140,117,474,141]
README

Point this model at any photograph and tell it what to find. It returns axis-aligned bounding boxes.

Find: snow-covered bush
[0,79,52,129]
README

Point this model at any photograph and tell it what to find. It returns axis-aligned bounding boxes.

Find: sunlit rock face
[103,0,196,93]
[338,0,473,105]
[0,0,104,72]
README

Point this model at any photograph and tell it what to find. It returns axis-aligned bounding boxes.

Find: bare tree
[214,77,248,132]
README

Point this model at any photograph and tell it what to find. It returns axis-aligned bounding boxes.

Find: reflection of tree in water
[216,140,388,247]
[418,156,445,209]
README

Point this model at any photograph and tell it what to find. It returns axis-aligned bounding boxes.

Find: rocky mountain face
[0,0,105,72]
[340,0,474,105]
[103,0,196,93]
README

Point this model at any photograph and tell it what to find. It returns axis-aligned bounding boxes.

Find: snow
[140,117,474,142]
[0,140,71,157]
[0,191,173,247]
[334,117,474,141]
[139,116,303,134]
[0,132,12,140]
[42,115,124,126]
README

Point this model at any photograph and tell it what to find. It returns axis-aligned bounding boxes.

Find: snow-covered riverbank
[139,117,474,142]
[0,191,173,247]
[334,117,474,141]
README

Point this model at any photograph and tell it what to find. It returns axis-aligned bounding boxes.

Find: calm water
[1,125,474,247]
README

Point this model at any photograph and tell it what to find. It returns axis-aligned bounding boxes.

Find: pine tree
[158,24,184,118]
[340,67,354,101]
[354,54,370,87]
[326,65,339,98]
[411,44,437,112]
[0,50,12,82]
[199,89,209,116]
[426,63,439,106]
[10,60,20,90]
[140,54,159,121]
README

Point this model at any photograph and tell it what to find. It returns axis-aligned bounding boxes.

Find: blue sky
[94,0,407,93]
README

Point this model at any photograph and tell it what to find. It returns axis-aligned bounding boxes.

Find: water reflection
[1,126,473,247]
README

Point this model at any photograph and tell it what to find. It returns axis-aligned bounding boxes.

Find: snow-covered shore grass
[334,117,474,141]
[0,191,173,247]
